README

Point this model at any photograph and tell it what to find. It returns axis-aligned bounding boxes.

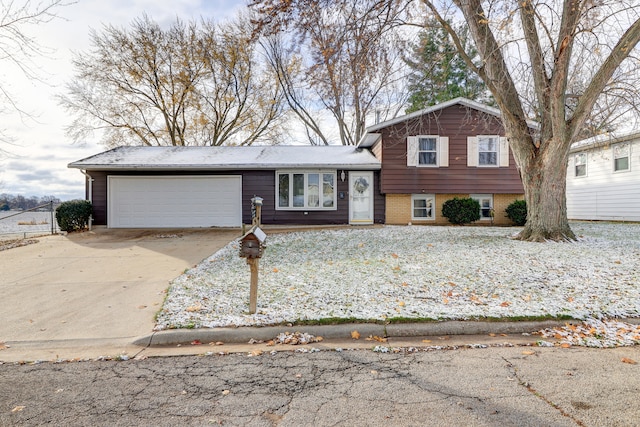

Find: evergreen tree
[405,20,491,113]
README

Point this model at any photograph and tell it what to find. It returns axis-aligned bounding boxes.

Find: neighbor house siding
[567,138,640,221]
[379,104,523,195]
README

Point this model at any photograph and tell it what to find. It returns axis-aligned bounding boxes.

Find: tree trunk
[515,141,576,242]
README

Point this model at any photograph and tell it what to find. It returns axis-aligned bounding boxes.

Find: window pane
[419,152,437,165]
[307,173,319,207]
[293,174,304,207]
[278,174,289,207]
[614,144,629,159]
[414,199,427,208]
[479,152,497,165]
[575,164,586,177]
[323,174,334,207]
[479,137,497,152]
[419,138,436,151]
[615,157,629,171]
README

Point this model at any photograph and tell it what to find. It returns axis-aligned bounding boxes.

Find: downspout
[81,170,94,230]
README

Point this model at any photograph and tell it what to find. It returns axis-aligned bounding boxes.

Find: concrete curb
[134,320,573,346]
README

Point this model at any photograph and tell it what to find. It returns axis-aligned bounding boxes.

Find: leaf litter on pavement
[155,222,640,347]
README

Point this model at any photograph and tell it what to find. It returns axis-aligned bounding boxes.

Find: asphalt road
[2,344,639,426]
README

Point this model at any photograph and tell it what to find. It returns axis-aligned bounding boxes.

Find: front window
[614,143,630,172]
[575,153,587,177]
[478,136,498,166]
[418,137,437,166]
[471,194,493,220]
[412,194,435,220]
[277,171,336,210]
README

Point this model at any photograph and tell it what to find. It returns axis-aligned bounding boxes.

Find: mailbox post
[239,225,267,314]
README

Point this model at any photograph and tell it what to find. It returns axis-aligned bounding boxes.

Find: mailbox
[239,226,267,259]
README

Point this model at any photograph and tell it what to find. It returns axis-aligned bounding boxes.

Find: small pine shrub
[442,197,481,225]
[56,200,92,232]
[505,199,527,226]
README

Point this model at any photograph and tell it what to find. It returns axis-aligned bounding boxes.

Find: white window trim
[574,153,587,178]
[467,136,509,167]
[411,194,436,221]
[276,170,337,211]
[470,194,494,220]
[613,143,631,173]
[407,136,449,167]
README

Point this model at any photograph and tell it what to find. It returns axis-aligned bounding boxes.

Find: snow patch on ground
[155,222,640,331]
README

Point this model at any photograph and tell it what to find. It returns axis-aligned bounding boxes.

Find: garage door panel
[108,176,241,228]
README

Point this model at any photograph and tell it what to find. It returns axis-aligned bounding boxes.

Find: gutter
[80,170,94,230]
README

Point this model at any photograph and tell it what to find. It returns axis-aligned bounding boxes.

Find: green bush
[441,197,481,225]
[56,199,92,232]
[505,199,527,226]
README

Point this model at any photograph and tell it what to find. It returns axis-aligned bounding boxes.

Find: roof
[358,97,539,147]
[68,145,381,171]
[570,130,640,153]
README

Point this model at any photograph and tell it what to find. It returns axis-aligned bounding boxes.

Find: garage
[108,176,242,228]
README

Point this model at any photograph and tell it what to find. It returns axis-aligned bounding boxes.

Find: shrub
[505,199,527,226]
[441,197,481,225]
[56,199,92,232]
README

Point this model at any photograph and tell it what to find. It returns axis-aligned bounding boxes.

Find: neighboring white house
[567,131,640,221]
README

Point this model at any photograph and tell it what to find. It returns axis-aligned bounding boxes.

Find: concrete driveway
[0,227,239,361]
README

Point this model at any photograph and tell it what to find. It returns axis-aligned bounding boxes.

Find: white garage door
[108,176,242,228]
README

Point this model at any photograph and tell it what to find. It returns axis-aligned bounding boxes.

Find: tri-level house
[358,97,526,225]
[68,98,527,228]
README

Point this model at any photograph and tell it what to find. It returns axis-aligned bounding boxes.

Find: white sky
[1,0,246,200]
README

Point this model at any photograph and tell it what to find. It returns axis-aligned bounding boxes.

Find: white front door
[349,171,374,224]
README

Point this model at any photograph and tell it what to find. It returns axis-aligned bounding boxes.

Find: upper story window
[613,143,630,172]
[277,171,337,210]
[467,136,509,167]
[407,136,449,167]
[574,153,587,177]
[418,137,437,165]
[478,136,498,166]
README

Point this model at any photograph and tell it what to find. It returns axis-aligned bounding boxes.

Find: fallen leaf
[448,282,456,287]
[614,260,622,264]
[398,301,405,307]
[351,330,361,340]
[522,295,531,302]
[191,340,202,345]
[443,298,449,304]
[272,268,279,273]
[560,343,572,348]
[137,305,147,309]
[567,297,574,302]
[358,243,364,248]
[622,357,637,365]
[391,253,398,259]
[500,301,511,307]
[421,339,432,343]
[222,390,231,395]
[214,341,224,346]
[266,340,275,346]
[11,406,25,413]
[522,350,536,355]
[365,335,387,343]
[371,370,378,375]
[295,373,302,378]
[392,265,401,271]
[249,349,263,356]
[0,342,6,350]
[489,333,496,337]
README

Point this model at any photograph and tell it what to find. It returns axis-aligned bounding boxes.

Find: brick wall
[385,193,524,225]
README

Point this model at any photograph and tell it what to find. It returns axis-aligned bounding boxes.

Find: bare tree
[60,14,286,147]
[0,0,68,147]
[422,0,640,241]
[254,0,410,145]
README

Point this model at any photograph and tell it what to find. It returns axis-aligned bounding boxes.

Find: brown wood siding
[85,169,384,226]
[379,104,524,194]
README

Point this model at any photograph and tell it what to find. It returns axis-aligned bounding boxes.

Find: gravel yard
[155,222,640,331]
